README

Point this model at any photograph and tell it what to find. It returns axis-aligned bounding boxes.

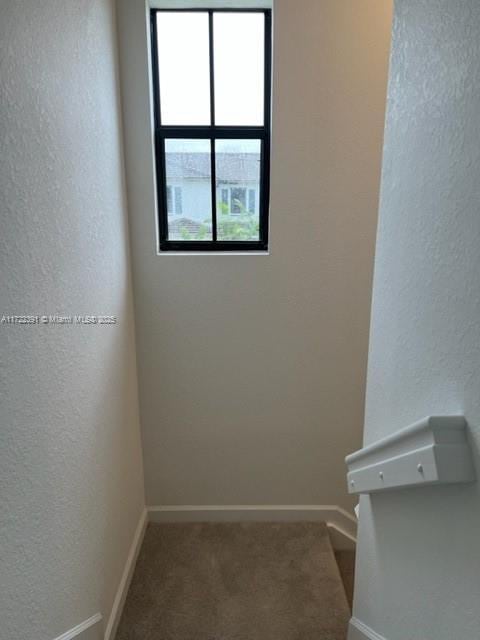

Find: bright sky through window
[157,13,211,125]
[156,12,264,126]
[213,13,264,125]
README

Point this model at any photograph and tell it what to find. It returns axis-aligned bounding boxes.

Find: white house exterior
[165,150,261,240]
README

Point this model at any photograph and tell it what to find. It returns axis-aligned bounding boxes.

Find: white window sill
[156,251,270,256]
[150,0,272,8]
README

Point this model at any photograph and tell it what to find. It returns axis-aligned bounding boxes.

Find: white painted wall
[353,1,480,638]
[0,2,145,639]
[117,0,392,510]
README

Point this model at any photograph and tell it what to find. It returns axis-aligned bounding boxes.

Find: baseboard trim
[53,614,102,640]
[104,508,148,640]
[327,521,356,551]
[348,617,388,640]
[147,505,356,549]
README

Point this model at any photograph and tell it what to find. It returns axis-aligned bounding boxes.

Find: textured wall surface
[0,1,145,639]
[117,0,392,509]
[354,0,480,638]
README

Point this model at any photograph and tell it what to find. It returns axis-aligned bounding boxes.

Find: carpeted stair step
[117,521,350,640]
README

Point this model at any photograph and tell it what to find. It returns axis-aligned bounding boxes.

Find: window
[221,188,229,209]
[174,186,183,215]
[151,8,271,251]
[166,186,183,215]
[248,189,256,214]
[231,188,246,214]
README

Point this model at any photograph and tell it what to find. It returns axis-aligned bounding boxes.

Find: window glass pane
[213,13,265,126]
[231,188,246,214]
[248,189,256,214]
[216,140,261,241]
[248,189,256,213]
[165,139,212,241]
[221,188,229,210]
[157,13,211,125]
[174,187,183,214]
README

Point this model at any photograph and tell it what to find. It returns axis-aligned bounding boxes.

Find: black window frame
[150,7,272,252]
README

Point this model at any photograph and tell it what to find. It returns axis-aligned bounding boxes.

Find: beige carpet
[116,522,350,640]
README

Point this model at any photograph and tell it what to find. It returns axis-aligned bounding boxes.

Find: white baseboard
[104,508,148,640]
[327,522,356,551]
[348,617,387,640]
[53,614,102,640]
[147,505,356,550]
[51,505,355,640]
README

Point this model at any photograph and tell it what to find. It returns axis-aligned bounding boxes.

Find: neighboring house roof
[166,153,260,182]
[169,217,210,237]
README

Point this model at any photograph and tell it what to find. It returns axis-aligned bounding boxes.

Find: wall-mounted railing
[346,416,475,495]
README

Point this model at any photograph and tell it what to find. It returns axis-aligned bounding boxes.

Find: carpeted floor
[116,522,350,640]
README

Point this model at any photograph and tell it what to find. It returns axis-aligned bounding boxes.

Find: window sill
[156,250,270,256]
